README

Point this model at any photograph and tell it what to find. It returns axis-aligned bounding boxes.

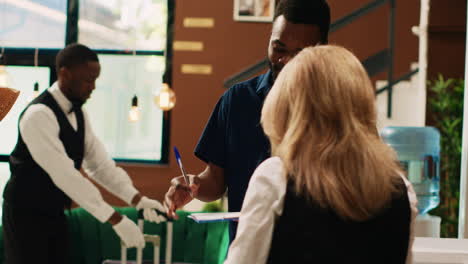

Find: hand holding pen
[173,147,193,197]
[164,147,200,219]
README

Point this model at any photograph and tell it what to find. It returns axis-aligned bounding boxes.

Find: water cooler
[381,126,441,237]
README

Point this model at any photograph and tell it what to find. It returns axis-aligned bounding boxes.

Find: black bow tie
[69,102,83,114]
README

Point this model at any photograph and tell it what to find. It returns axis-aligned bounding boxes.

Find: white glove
[112,216,145,248]
[136,196,167,223]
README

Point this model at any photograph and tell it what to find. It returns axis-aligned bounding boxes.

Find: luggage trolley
[106,209,173,264]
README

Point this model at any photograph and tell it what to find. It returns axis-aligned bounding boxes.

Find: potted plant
[428,74,464,237]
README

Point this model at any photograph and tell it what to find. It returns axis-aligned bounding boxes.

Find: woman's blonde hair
[261,45,403,221]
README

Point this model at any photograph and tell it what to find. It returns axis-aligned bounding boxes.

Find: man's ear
[58,67,71,81]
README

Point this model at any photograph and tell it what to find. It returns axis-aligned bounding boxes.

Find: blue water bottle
[380,126,440,215]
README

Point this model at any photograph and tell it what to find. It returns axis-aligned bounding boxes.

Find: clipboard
[188,212,240,223]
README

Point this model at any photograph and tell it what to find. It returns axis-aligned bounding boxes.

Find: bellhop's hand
[136,196,167,223]
[164,174,200,220]
[112,216,145,248]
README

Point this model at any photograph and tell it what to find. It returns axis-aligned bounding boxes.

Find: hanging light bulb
[0,49,18,120]
[128,95,140,122]
[26,82,40,103]
[33,49,40,99]
[154,83,176,111]
[26,49,41,103]
[0,47,11,88]
[0,65,11,88]
[32,82,40,98]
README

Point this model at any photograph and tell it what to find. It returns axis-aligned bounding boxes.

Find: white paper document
[188,212,240,223]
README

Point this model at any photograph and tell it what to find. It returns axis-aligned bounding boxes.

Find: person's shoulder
[232,73,265,88]
[256,156,283,173]
[252,157,284,181]
[250,157,286,192]
[226,73,267,96]
[19,104,57,132]
[21,103,54,122]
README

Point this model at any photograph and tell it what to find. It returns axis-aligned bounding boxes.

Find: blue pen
[173,146,193,197]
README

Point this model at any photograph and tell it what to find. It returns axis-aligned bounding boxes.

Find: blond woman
[225,45,418,264]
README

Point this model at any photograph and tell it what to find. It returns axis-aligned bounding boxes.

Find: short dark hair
[274,0,331,44]
[55,43,99,74]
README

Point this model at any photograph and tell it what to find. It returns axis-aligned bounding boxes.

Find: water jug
[380,126,440,214]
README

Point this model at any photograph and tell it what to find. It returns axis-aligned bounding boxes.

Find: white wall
[376,64,426,130]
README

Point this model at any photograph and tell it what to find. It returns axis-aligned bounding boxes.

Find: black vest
[4,91,85,214]
[267,180,412,264]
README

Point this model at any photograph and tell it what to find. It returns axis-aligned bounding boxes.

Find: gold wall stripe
[173,41,204,51]
[181,64,213,75]
[183,17,215,28]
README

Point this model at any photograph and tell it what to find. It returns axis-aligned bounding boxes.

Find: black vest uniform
[267,180,412,264]
[2,90,84,264]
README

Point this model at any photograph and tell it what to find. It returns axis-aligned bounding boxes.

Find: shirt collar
[48,82,74,114]
[255,70,273,99]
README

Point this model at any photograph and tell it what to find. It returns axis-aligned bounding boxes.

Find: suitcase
[107,209,173,264]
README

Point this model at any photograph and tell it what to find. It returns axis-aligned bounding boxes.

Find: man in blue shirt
[165,0,331,241]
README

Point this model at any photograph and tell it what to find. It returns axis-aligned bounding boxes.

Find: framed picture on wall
[234,0,275,22]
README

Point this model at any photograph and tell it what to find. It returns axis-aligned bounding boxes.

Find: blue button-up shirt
[195,71,273,241]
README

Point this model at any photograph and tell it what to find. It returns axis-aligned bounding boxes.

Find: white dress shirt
[225,156,418,264]
[19,82,138,223]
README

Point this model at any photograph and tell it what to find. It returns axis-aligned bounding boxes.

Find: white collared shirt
[19,82,138,222]
[225,156,418,264]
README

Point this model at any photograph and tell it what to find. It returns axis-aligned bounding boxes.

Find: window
[85,54,166,162]
[0,0,67,48]
[0,0,173,164]
[0,66,50,157]
[78,0,168,51]
[77,0,171,163]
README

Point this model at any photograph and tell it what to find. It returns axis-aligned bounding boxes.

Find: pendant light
[154,83,176,111]
[32,49,40,99]
[128,94,140,122]
[128,38,140,122]
[0,48,11,88]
